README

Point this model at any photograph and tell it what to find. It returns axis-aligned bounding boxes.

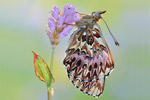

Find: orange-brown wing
[63,24,114,97]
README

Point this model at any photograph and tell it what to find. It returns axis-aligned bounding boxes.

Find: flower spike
[47,4,81,47]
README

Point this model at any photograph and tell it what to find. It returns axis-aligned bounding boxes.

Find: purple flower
[58,16,65,28]
[60,25,73,38]
[64,13,80,24]
[63,4,76,16]
[47,4,81,47]
[48,17,55,33]
[51,11,59,20]
[53,6,60,14]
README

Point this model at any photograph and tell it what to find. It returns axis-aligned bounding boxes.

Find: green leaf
[32,51,55,87]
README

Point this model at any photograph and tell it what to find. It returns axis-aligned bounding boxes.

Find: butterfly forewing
[63,15,114,97]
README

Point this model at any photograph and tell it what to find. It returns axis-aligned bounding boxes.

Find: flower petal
[47,30,51,35]
[53,6,60,14]
[73,17,80,22]
[64,12,80,24]
[49,17,56,25]
[73,13,81,21]
[60,25,73,38]
[64,16,74,24]
[69,6,76,15]
[58,15,65,28]
[62,4,80,24]
[51,11,59,20]
[46,30,52,39]
[63,4,76,16]
[48,17,55,33]
[63,5,76,16]
[63,4,71,12]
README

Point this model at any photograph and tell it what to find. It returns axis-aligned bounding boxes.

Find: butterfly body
[63,11,115,97]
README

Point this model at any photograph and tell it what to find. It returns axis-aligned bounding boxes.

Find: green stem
[50,47,55,71]
[47,87,50,100]
[47,46,55,100]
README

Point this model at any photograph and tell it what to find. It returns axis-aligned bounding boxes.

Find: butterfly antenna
[101,17,120,46]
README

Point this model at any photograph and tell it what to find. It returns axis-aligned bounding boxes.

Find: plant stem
[47,87,51,100]
[50,47,55,71]
[47,46,55,100]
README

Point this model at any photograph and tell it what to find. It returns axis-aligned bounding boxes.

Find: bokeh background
[0,0,149,100]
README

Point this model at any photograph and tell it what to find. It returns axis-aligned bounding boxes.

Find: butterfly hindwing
[63,24,114,97]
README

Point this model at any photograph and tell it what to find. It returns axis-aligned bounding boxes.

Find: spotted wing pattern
[63,24,114,97]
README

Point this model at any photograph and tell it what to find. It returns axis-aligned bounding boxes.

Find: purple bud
[49,17,56,24]
[47,30,52,36]
[64,16,74,24]
[63,4,76,16]
[51,11,59,20]
[53,6,61,14]
[58,15,65,28]
[64,12,80,24]
[73,13,80,22]
[64,4,71,11]
[47,30,52,40]
[47,4,80,43]
[69,6,76,15]
[60,25,73,38]
[48,17,55,33]
[73,17,80,22]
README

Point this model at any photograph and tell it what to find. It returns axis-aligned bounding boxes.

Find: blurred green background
[0,0,149,100]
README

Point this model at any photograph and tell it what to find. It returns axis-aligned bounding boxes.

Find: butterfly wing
[63,24,114,97]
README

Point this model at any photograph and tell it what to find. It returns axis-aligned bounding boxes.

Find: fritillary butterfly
[63,11,119,97]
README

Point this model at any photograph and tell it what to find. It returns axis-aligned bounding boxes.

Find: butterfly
[63,11,119,97]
